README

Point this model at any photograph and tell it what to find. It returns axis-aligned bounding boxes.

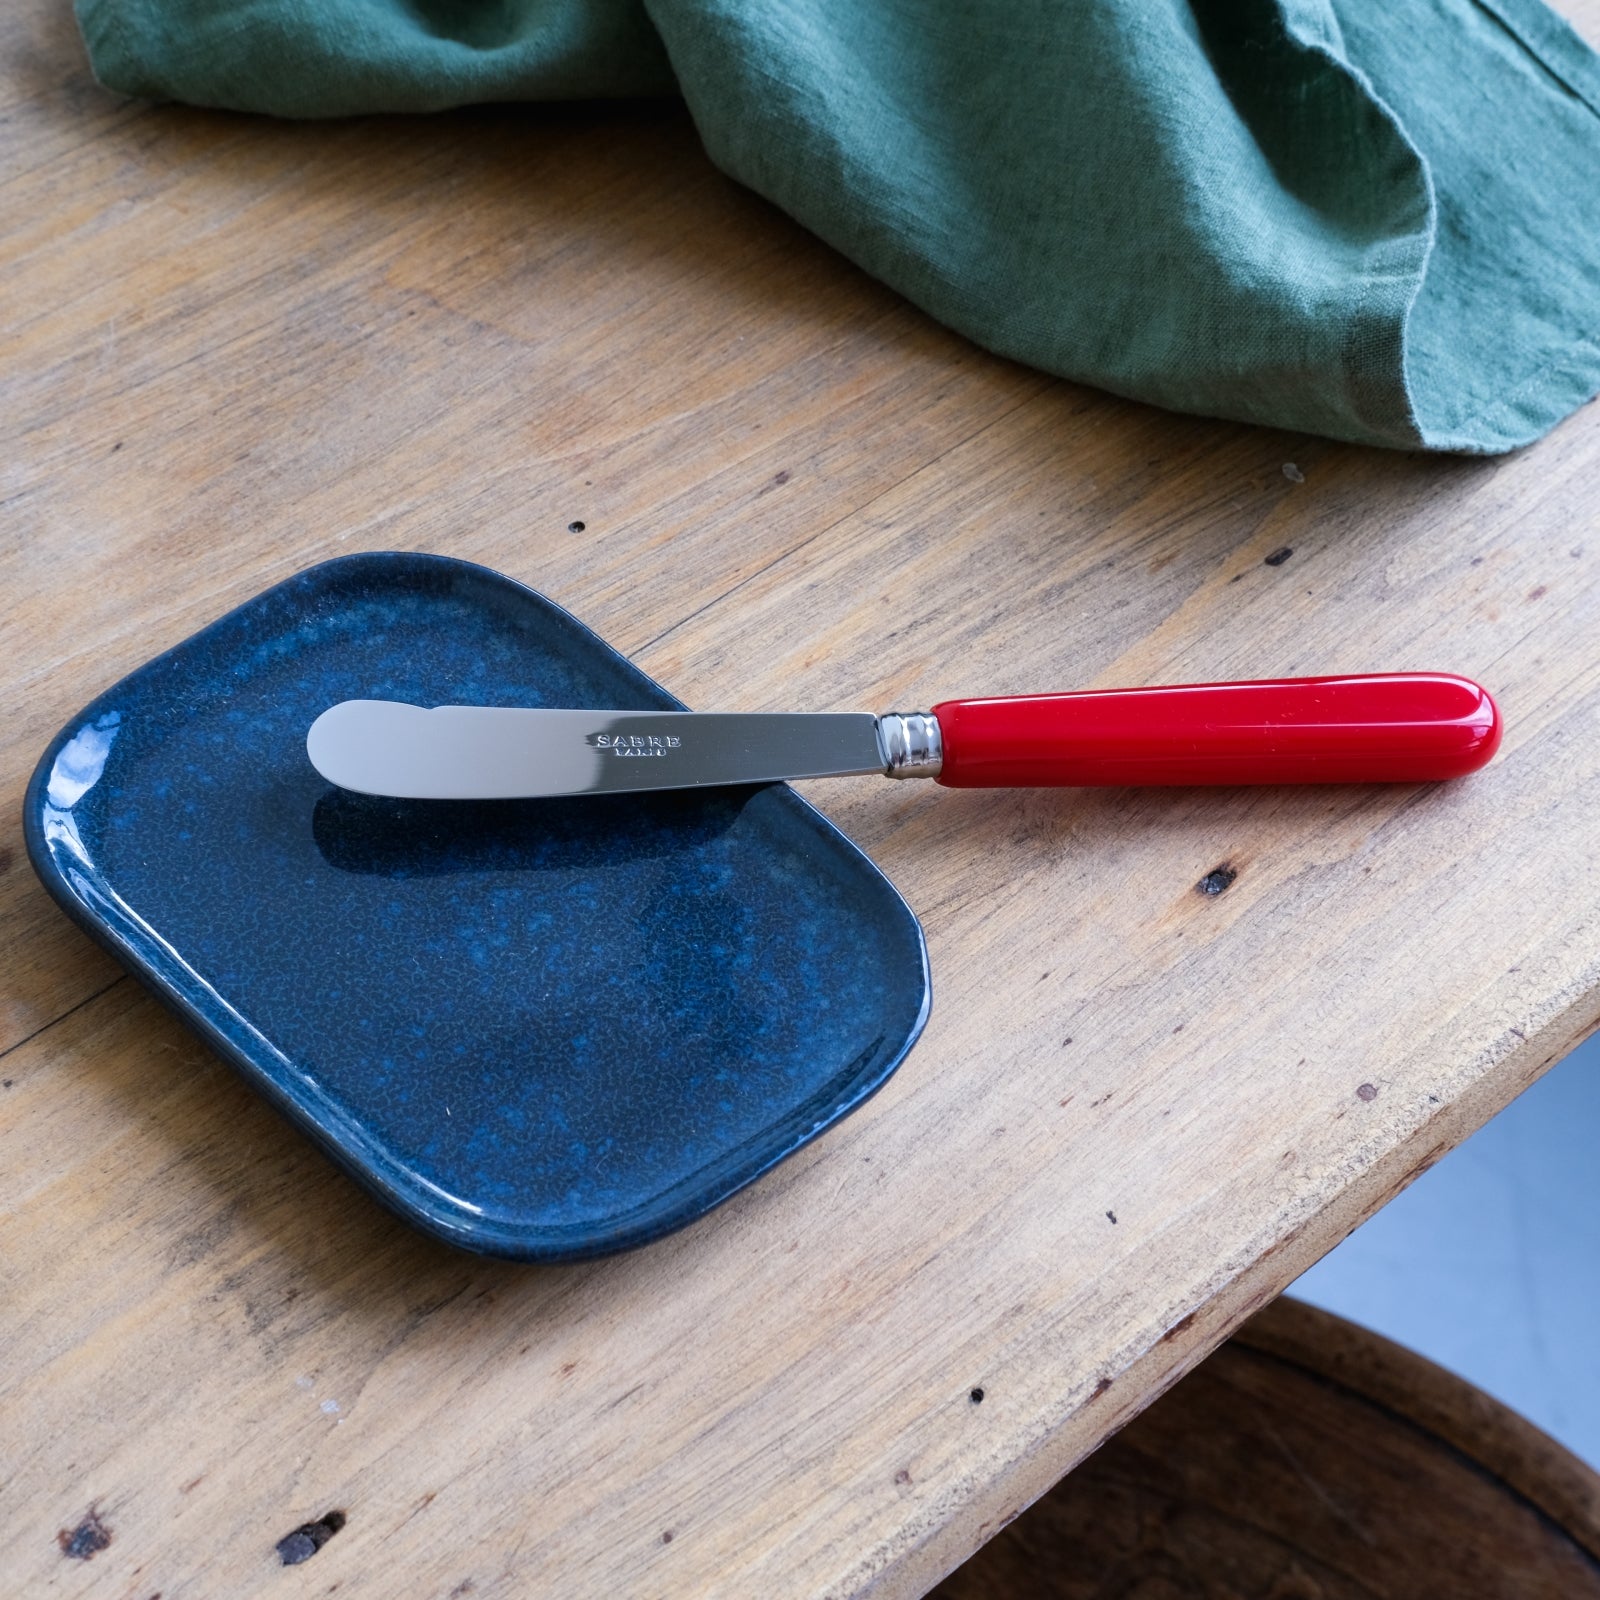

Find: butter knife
[306,673,1501,799]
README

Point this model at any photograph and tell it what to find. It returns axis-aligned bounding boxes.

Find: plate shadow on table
[865,774,1476,894]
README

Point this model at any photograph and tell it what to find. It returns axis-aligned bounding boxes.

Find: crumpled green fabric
[77,0,1600,452]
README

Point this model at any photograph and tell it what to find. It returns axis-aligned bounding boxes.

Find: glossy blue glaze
[23,553,930,1260]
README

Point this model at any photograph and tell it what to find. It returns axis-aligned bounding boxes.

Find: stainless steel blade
[306,701,890,799]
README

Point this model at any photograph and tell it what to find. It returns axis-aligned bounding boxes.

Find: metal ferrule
[875,711,943,779]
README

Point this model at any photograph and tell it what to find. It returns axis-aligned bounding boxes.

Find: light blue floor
[1290,1028,1600,1468]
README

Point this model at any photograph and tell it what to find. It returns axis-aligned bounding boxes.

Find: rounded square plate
[24,553,930,1260]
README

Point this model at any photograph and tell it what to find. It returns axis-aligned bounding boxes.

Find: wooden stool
[930,1297,1600,1599]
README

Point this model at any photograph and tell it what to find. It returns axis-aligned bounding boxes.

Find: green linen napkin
[77,0,1600,452]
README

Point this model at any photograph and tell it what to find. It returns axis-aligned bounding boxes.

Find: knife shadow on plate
[311,785,765,878]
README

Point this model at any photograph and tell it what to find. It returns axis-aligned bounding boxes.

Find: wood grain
[5,2,1600,1596]
[930,1297,1600,1597]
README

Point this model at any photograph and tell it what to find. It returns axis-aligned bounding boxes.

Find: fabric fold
[74,0,1600,452]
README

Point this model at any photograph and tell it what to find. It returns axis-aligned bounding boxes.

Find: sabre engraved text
[587,732,682,757]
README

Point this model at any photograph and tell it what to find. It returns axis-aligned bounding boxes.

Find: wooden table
[5,4,1598,1594]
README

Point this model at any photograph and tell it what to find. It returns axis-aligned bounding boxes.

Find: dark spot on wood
[448,1582,477,1599]
[1196,864,1237,896]
[567,520,586,533]
[1229,573,1243,583]
[1106,1210,1118,1224]
[1093,1376,1113,1397]
[1172,1022,1185,1033]
[277,1532,317,1565]
[112,441,124,452]
[58,1507,112,1560]
[1061,1036,1073,1047]
[1471,554,1484,565]
[560,1361,578,1377]
[181,1476,203,1493]
[970,1387,986,1404]
[276,1510,346,1566]
[2,1079,12,1089]
[661,1529,674,1543]
[1527,585,1547,601]
[169,1207,241,1272]
[1356,1083,1379,1102]
[1264,546,1294,566]
[774,469,790,485]
[894,1469,911,1486]
[0,845,14,875]
[1090,1092,1114,1108]
[1037,970,1051,982]
[1162,1313,1197,1344]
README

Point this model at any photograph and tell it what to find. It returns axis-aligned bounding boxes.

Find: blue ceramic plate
[24,553,930,1261]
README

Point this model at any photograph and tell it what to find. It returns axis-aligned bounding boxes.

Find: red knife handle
[929,673,1501,788]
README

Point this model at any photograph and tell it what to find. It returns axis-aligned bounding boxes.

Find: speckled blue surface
[23,553,930,1261]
